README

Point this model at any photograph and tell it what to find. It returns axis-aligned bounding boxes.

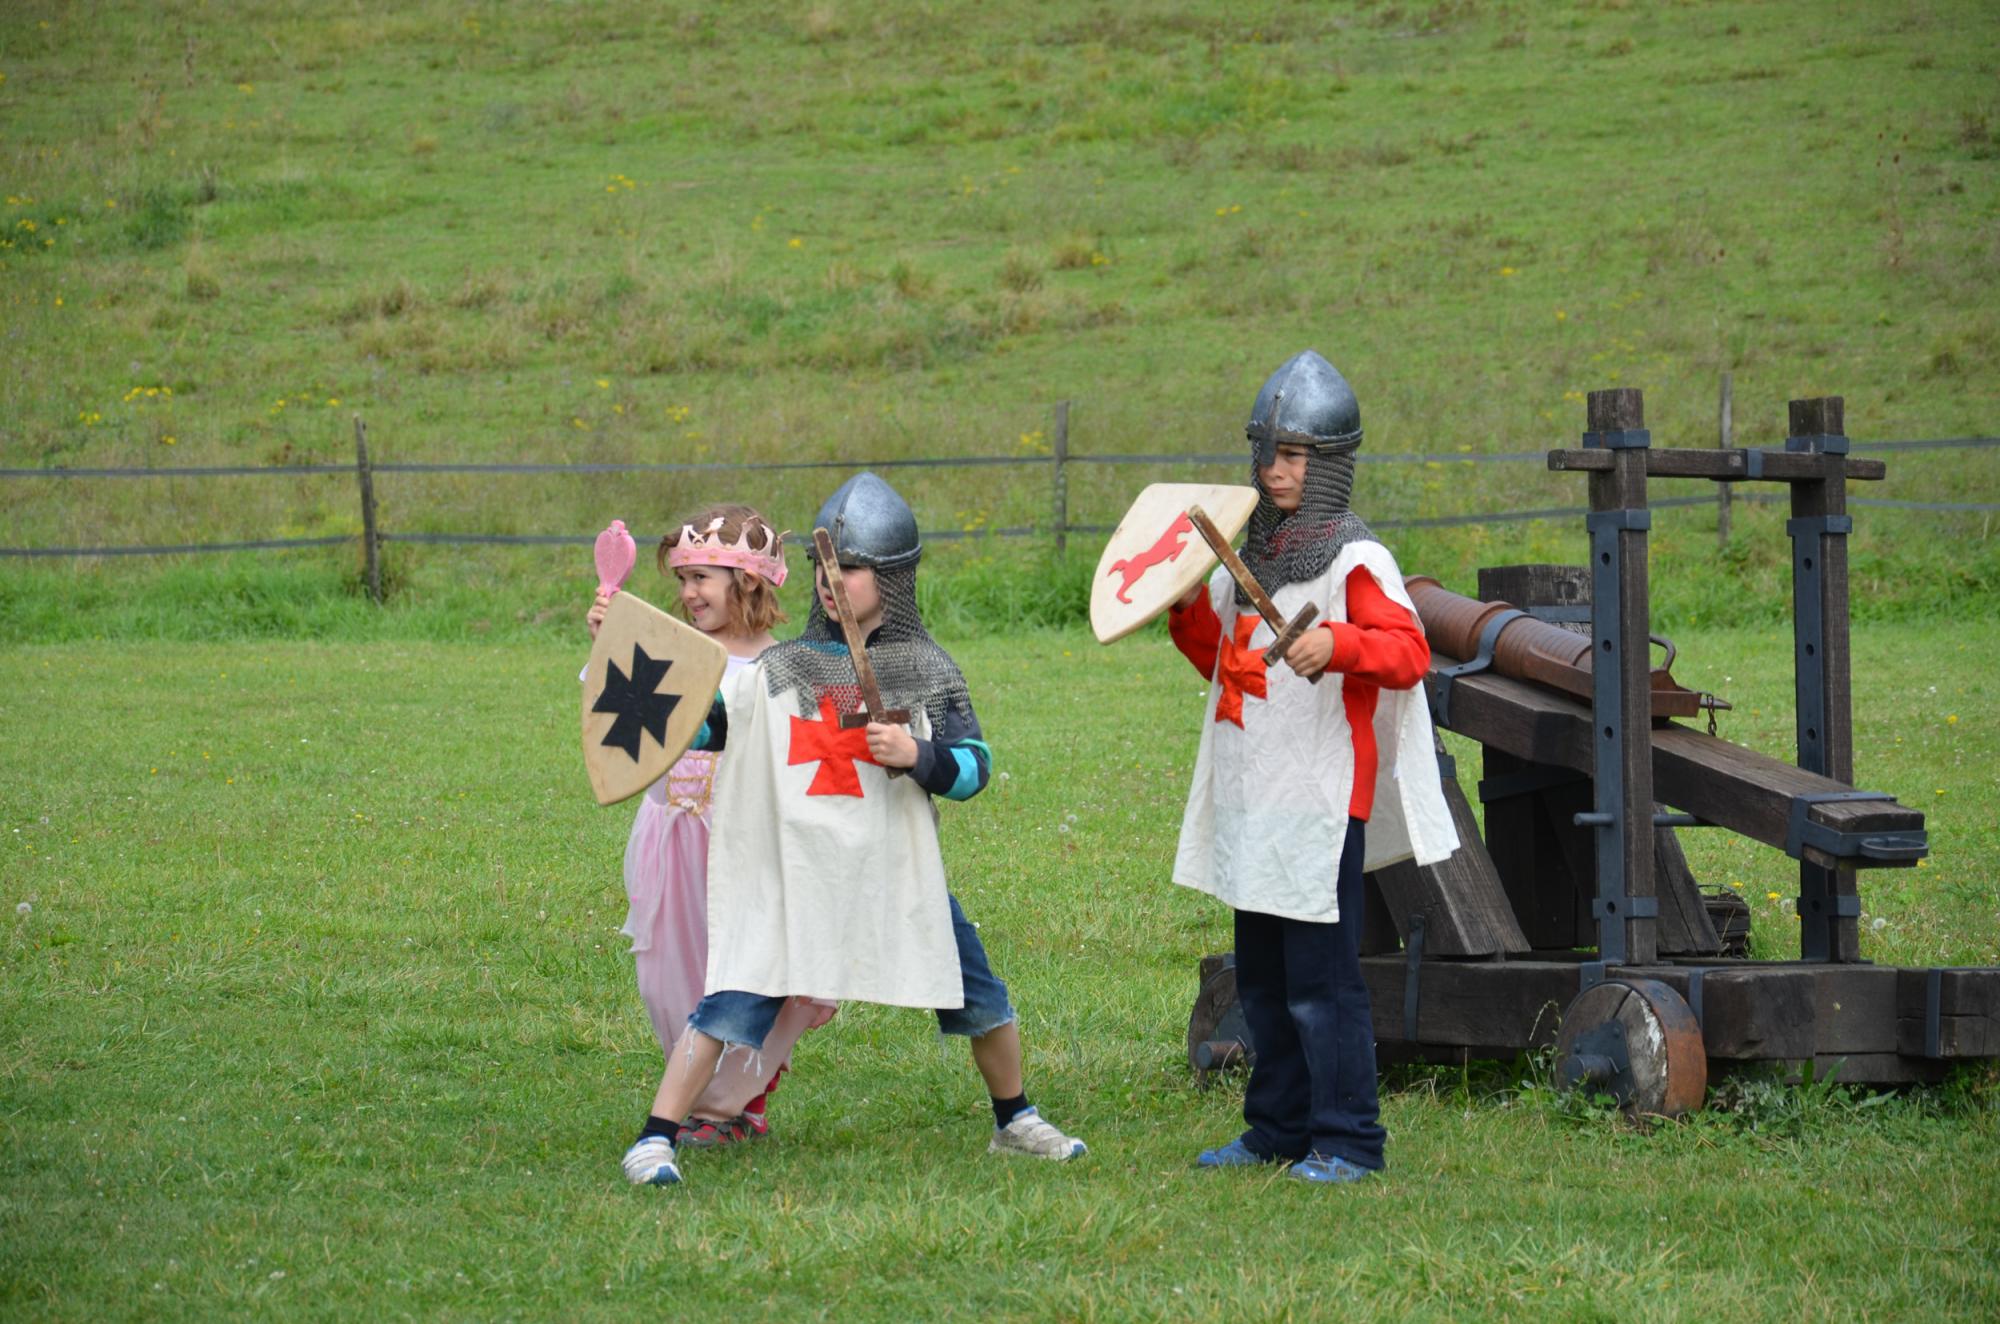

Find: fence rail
[5,400,1997,581]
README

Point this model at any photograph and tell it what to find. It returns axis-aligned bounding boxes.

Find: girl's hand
[865,720,919,769]
[586,591,611,640]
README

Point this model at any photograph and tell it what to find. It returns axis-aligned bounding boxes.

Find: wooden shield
[582,592,729,805]
[1090,483,1259,643]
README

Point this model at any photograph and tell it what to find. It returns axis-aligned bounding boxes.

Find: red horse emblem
[1107,512,1194,604]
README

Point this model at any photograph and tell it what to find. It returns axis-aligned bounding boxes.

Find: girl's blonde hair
[658,503,789,635]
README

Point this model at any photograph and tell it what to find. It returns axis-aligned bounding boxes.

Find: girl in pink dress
[587,504,834,1148]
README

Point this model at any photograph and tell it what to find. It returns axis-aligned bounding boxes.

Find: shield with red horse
[1090,483,1259,644]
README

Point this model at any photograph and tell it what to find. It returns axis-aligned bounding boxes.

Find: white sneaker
[988,1107,1087,1161]
[622,1135,681,1186]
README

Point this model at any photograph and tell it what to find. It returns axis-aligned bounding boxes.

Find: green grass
[3,3,1999,1316]
[1,0,1996,626]
[2,624,1996,1320]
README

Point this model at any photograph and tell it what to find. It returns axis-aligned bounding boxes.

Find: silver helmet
[1245,349,1363,469]
[1238,350,1373,602]
[809,471,921,570]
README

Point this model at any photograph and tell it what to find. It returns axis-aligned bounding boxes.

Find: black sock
[638,1115,681,1145]
[991,1093,1031,1128]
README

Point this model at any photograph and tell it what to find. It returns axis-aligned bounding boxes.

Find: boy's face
[816,561,883,632]
[1258,443,1312,512]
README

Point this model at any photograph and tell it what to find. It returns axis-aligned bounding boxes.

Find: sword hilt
[1187,505,1324,685]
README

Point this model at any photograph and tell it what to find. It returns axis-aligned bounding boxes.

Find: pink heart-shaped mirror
[594,519,638,596]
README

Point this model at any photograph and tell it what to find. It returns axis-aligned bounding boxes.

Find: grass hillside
[1,0,1997,636]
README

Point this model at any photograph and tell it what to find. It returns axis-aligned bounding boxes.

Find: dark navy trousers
[1232,818,1386,1169]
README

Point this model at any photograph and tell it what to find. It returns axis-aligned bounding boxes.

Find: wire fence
[4,409,1997,572]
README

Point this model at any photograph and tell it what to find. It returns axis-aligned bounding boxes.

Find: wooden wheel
[1555,978,1707,1117]
[1187,954,1253,1075]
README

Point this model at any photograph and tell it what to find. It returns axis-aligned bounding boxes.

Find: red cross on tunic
[1214,612,1269,729]
[787,695,879,797]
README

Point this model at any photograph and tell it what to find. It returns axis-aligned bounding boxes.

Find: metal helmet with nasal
[808,471,922,571]
[1239,350,1375,600]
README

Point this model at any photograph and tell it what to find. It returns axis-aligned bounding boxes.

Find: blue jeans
[688,893,1017,1048]
[1232,818,1386,1170]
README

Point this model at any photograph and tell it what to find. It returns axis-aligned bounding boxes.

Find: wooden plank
[1653,809,1723,956]
[1809,964,1902,1054]
[1477,564,1591,615]
[1896,967,2000,1019]
[1353,956,2000,1064]
[1436,668,1924,868]
[1897,1016,2000,1058]
[1481,749,1593,949]
[1361,957,1580,1051]
[1609,964,1818,1060]
[1366,755,1531,957]
[1807,1053,1953,1086]
[1548,448,1887,482]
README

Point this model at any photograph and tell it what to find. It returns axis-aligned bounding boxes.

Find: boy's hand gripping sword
[1185,505,1324,685]
[812,527,911,776]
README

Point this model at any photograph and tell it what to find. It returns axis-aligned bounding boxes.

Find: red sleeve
[1167,590,1222,677]
[1324,567,1430,690]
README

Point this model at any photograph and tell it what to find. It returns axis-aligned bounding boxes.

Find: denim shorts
[688,893,1016,1049]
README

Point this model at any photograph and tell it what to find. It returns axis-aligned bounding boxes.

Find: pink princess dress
[621,653,834,1121]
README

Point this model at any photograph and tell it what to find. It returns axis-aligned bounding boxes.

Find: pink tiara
[667,516,789,587]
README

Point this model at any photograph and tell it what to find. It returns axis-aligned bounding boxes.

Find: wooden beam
[1548,448,1887,482]
[1366,758,1532,957]
[1435,667,1924,870]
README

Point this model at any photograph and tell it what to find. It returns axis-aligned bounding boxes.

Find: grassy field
[2,624,1995,1320]
[2,0,1997,630]
[4,2,1999,1319]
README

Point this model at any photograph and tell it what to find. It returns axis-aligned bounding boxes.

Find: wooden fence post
[353,415,382,604]
[1051,399,1070,557]
[1716,373,1733,550]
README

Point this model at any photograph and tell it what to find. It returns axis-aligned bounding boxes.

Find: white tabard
[705,664,965,1009]
[1172,540,1459,923]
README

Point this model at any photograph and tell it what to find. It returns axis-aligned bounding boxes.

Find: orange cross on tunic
[787,695,878,797]
[1214,612,1269,728]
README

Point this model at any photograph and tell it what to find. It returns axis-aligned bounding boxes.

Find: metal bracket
[1582,429,1653,451]
[1686,967,1707,1033]
[1743,449,1766,479]
[1402,914,1426,1043]
[1586,508,1653,533]
[1785,433,1851,456]
[1786,515,1854,539]
[1558,1019,1636,1099]
[1591,895,1660,921]
[1579,960,1607,992]
[1427,607,1526,729]
[1435,749,1457,783]
[1784,790,1927,862]
[1796,892,1863,920]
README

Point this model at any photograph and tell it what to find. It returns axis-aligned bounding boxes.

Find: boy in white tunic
[1168,350,1458,1185]
[621,472,1087,1187]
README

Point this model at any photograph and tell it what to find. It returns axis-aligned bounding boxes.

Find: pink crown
[667,516,789,587]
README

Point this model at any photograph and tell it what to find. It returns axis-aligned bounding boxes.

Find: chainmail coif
[1236,443,1374,606]
[758,562,974,736]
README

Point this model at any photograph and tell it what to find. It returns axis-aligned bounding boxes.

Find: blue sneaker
[1288,1153,1373,1185]
[1196,1137,1278,1168]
